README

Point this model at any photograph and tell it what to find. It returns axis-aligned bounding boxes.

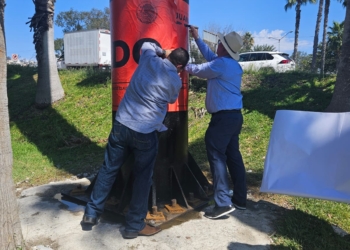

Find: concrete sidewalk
[19,179,277,250]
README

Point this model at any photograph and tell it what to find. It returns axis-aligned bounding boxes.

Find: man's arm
[141,42,164,57]
[185,59,223,79]
[195,38,217,62]
[141,42,173,59]
[189,26,217,62]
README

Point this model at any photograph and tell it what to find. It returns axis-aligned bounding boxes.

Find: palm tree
[285,0,317,61]
[311,0,324,72]
[320,0,330,76]
[326,1,350,111]
[327,21,344,70]
[0,0,25,249]
[241,32,255,52]
[320,0,346,76]
[27,0,64,108]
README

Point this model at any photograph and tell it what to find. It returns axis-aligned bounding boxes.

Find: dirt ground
[18,178,283,250]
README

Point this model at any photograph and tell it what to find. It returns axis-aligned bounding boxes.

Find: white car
[238,51,295,73]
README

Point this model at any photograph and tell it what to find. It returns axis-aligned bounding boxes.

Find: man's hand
[189,26,199,40]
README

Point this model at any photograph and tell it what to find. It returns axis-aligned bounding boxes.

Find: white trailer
[64,29,111,69]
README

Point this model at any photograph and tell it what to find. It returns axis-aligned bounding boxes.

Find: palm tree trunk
[321,0,330,76]
[29,0,64,108]
[293,2,302,61]
[36,25,64,107]
[0,0,25,249]
[311,0,324,72]
[326,0,350,112]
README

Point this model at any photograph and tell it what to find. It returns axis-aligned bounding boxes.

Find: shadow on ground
[7,66,106,176]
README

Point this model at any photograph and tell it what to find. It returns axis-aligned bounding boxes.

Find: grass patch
[8,66,111,185]
[7,65,350,249]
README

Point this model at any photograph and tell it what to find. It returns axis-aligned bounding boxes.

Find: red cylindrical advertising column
[107,0,211,221]
[111,0,190,201]
[111,0,189,113]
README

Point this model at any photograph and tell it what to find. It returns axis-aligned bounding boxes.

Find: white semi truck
[64,29,111,69]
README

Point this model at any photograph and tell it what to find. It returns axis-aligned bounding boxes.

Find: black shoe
[204,205,235,219]
[231,198,246,210]
[82,214,98,225]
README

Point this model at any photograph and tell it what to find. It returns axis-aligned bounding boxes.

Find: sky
[4,0,347,61]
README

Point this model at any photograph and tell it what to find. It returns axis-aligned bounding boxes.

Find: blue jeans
[205,111,247,207]
[84,121,158,232]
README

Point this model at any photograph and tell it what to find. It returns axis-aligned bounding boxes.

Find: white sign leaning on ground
[260,110,350,203]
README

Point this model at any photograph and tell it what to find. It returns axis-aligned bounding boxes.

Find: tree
[253,44,277,51]
[311,0,324,72]
[27,0,64,108]
[319,0,346,75]
[0,0,25,249]
[83,8,110,30]
[315,22,344,75]
[285,0,317,61]
[55,8,84,32]
[327,21,344,70]
[326,0,350,112]
[320,0,331,76]
[241,32,254,52]
[54,38,64,58]
[314,22,344,74]
[294,51,312,71]
[55,8,110,33]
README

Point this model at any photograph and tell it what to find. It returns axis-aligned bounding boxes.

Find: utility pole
[268,31,293,51]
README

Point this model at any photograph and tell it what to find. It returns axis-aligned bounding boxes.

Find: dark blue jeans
[84,121,158,232]
[205,111,247,207]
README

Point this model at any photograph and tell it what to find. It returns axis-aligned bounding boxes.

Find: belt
[212,109,241,115]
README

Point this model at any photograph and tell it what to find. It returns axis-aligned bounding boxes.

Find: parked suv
[238,51,295,73]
